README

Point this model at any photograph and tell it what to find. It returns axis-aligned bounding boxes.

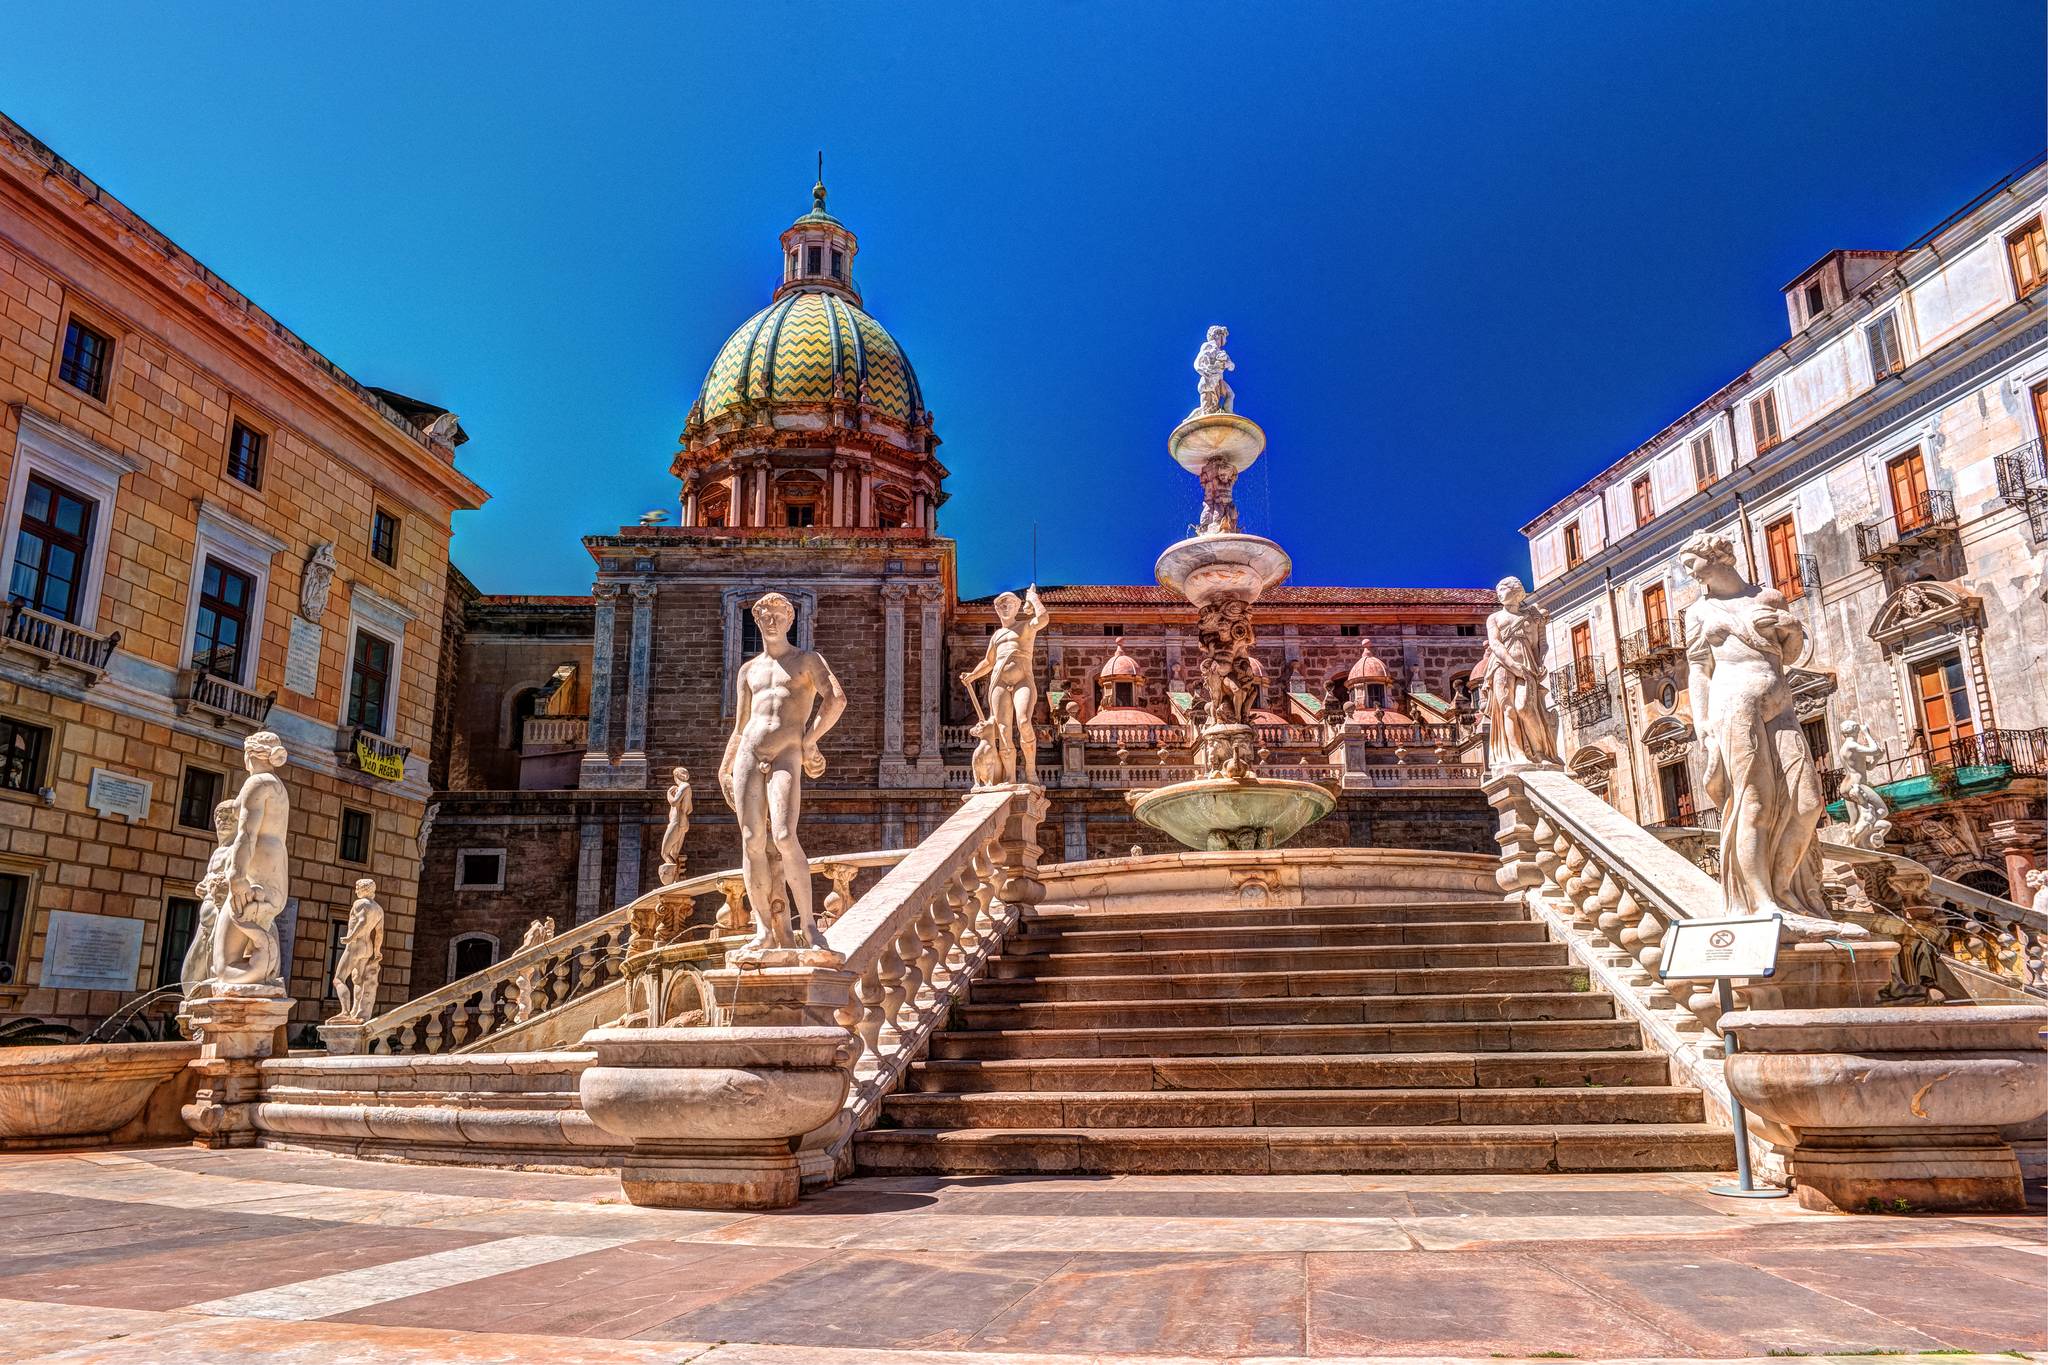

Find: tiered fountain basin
[1127,772,1335,851]
[1154,532,1291,603]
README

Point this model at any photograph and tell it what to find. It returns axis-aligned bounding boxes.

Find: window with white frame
[341,586,414,738]
[180,502,284,688]
[0,411,139,631]
[450,932,497,979]
[454,848,507,890]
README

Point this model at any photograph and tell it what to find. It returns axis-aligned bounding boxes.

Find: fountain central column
[1126,328,1335,851]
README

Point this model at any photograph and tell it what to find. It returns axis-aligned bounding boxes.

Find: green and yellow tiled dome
[697,291,924,426]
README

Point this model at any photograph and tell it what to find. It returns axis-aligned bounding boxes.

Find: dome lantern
[776,154,861,306]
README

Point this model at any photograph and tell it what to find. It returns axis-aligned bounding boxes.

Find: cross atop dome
[777,155,860,305]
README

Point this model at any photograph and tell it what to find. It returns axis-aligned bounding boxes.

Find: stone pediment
[1641,714,1695,759]
[1567,745,1615,775]
[1786,666,1838,721]
[1868,579,1981,650]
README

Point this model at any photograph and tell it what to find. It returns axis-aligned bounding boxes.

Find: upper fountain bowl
[1155,533,1291,607]
[1168,412,1266,478]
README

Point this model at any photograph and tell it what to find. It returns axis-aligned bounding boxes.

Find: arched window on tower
[806,246,823,275]
[698,487,730,529]
[773,472,825,528]
[874,487,910,530]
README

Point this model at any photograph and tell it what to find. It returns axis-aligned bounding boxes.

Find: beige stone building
[0,112,485,1032]
[1521,157,2048,900]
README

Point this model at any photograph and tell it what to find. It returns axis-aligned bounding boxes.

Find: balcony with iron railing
[175,667,277,730]
[1,596,121,684]
[1549,657,1614,726]
[1854,488,1957,565]
[1995,438,2048,544]
[336,725,412,780]
[1618,618,1683,677]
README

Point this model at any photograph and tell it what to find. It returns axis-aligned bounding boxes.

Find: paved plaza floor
[0,1146,2038,1364]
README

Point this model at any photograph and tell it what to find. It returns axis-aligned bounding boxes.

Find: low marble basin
[1128,774,1336,851]
[0,1041,196,1141]
[1155,534,1291,607]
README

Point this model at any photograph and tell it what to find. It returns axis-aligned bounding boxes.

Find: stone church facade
[415,183,1494,994]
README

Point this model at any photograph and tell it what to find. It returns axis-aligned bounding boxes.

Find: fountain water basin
[1128,771,1335,851]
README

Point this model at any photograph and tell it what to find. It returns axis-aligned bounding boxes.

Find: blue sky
[2,3,2041,598]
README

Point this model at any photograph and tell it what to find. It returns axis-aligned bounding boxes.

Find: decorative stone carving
[1478,576,1560,771]
[179,800,237,1005]
[423,411,462,449]
[1680,532,1834,932]
[1190,324,1235,417]
[511,917,556,1023]
[1197,459,1240,536]
[720,592,846,966]
[329,879,384,1021]
[416,800,438,870]
[959,585,1049,788]
[298,542,337,622]
[658,766,692,883]
[207,731,291,996]
[1834,719,1892,850]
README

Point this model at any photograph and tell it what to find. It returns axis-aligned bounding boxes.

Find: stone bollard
[180,992,294,1149]
[1721,1004,2048,1214]
[578,966,857,1210]
[315,1019,369,1056]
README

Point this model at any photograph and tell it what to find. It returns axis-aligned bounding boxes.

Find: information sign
[1659,914,1781,980]
[40,910,144,991]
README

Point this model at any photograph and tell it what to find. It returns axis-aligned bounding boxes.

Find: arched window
[874,487,910,530]
[450,933,497,980]
[509,687,541,752]
[698,487,730,529]
[773,472,825,528]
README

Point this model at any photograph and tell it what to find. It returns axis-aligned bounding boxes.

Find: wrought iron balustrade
[1549,658,1613,726]
[1618,619,1682,676]
[1,597,120,683]
[1820,727,2047,806]
[336,725,412,778]
[1854,489,1957,564]
[1995,439,2048,544]
[176,668,277,729]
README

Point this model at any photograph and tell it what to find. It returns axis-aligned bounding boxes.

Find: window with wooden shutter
[1641,583,1669,648]
[1690,434,1717,490]
[1563,523,1583,568]
[1750,392,1781,455]
[1887,449,1930,530]
[1631,476,1654,527]
[1911,653,1976,761]
[2008,217,2047,298]
[1764,517,1802,600]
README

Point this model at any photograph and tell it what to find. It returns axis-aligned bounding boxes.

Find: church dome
[1097,639,1143,681]
[696,291,925,428]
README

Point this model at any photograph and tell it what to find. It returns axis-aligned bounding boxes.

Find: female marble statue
[657,766,692,883]
[180,800,238,1001]
[1680,532,1831,926]
[210,731,292,994]
[1478,576,1560,770]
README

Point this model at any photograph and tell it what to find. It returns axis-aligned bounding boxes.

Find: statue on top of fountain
[1191,325,1235,418]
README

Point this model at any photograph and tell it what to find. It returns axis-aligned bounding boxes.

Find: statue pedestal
[180,992,293,1149]
[316,1018,368,1056]
[578,967,858,1210]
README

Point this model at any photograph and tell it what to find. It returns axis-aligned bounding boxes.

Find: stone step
[853,1122,1734,1176]
[1003,919,1553,955]
[880,1085,1706,1130]
[984,941,1570,980]
[903,1049,1675,1093]
[965,963,1588,1004]
[928,1017,1644,1061]
[1025,900,1528,933]
[952,990,1616,1032]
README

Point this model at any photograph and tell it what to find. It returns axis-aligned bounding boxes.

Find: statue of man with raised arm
[720,593,846,965]
[958,584,1050,787]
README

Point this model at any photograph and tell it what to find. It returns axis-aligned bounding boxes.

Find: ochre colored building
[415,183,1493,995]
[0,113,485,1032]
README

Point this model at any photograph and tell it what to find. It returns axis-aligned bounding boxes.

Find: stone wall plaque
[40,910,144,991]
[86,769,150,821]
[284,617,323,695]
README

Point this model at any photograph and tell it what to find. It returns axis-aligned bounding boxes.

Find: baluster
[450,996,475,1049]
[473,984,501,1043]
[876,940,911,1046]
[915,900,949,1005]
[1592,868,1626,938]
[1531,817,1562,894]
[422,1008,446,1055]
[896,918,931,1021]
[856,965,887,1068]
[548,950,572,1013]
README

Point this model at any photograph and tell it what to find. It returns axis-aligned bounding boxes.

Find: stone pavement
[0,1147,2039,1364]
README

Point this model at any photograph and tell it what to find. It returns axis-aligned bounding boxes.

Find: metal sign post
[1659,914,1791,1200]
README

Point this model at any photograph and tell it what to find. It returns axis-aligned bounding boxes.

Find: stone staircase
[856,891,1731,1175]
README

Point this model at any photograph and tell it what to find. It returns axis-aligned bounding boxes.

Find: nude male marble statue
[721,592,847,964]
[209,731,292,994]
[1192,325,1235,416]
[958,584,1049,788]
[658,766,692,883]
[1835,719,1892,851]
[331,879,384,1021]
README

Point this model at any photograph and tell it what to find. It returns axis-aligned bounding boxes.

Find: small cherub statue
[1192,325,1235,417]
